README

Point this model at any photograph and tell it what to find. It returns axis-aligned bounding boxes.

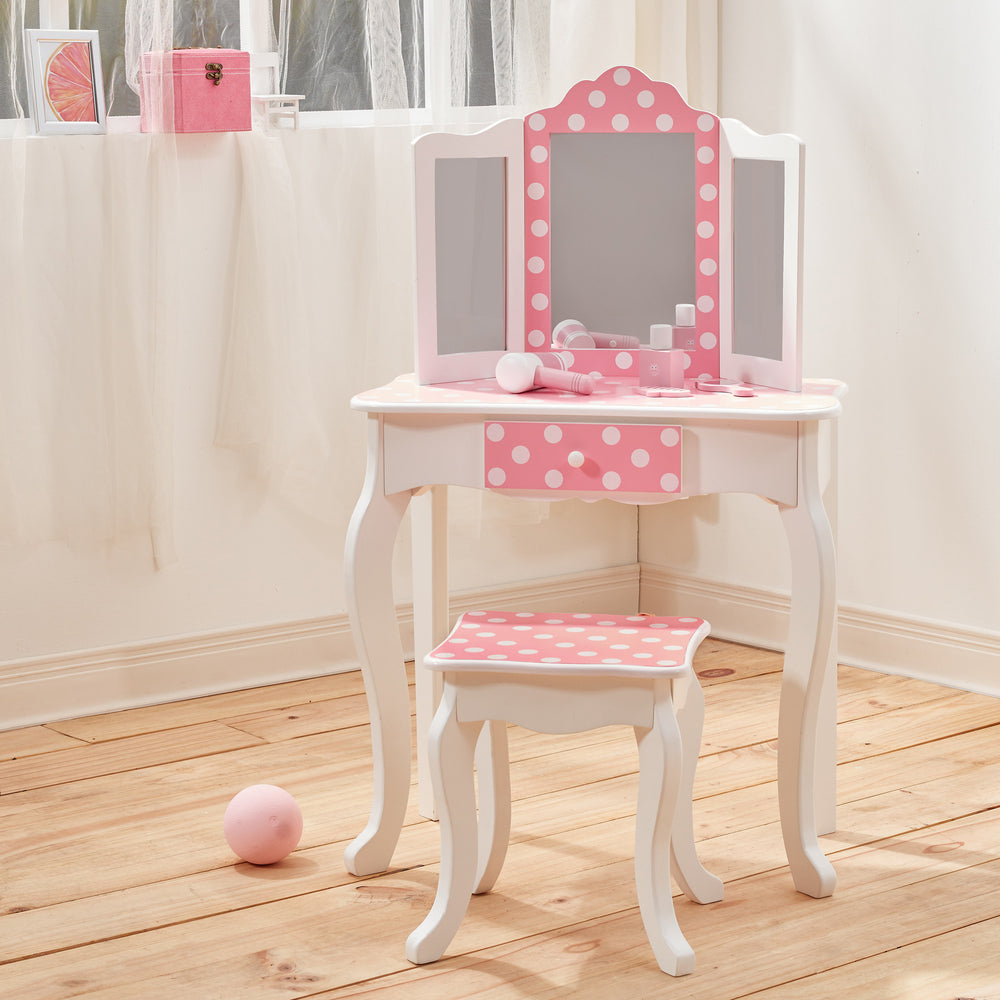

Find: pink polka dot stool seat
[406,610,724,976]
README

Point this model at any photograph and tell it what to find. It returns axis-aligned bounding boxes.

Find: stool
[406,610,723,976]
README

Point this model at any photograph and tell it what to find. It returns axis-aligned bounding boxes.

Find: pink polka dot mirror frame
[523,66,720,380]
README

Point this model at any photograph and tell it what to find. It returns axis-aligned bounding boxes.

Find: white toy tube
[552,319,641,350]
[495,353,595,395]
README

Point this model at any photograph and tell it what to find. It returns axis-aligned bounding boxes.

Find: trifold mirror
[414,67,803,391]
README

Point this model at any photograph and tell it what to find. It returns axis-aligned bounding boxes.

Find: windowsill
[0,103,523,140]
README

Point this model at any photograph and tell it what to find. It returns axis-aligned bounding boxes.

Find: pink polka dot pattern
[425,610,709,678]
[524,66,720,380]
[484,420,682,494]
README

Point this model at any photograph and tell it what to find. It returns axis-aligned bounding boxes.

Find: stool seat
[426,610,709,678]
[408,610,723,976]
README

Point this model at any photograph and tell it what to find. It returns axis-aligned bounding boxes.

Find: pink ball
[223,784,303,865]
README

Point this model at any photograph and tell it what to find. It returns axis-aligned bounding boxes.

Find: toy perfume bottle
[639,321,686,389]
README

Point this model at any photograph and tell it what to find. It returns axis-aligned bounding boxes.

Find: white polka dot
[543,424,563,443]
[531,219,549,237]
[682,354,693,370]
[466,646,485,653]
[700,183,718,202]
[680,617,699,623]
[637,89,655,108]
[565,626,586,632]
[475,631,496,638]
[661,472,680,492]
[603,471,622,490]
[697,295,715,313]
[528,256,545,274]
[435,652,454,658]
[612,113,629,131]
[527,182,545,200]
[660,427,680,448]
[555,641,575,648]
[467,611,486,617]
[586,634,608,642]
[487,653,508,660]
[588,90,606,107]
[665,644,684,650]
[486,423,505,441]
[700,258,718,276]
[697,220,715,238]
[534,633,555,639]
[620,627,639,634]
[597,620,617,626]
[615,351,634,370]
[610,644,629,650]
[531,293,549,311]
[528,112,546,131]
[544,469,564,488]
[656,660,679,667]
[541,657,561,663]
[527,329,546,347]
[602,426,621,445]
[487,467,506,486]
[530,145,549,164]
[512,624,532,629]
[697,145,715,164]
[518,648,539,655]
[698,113,716,131]
[602,658,623,664]
[700,331,717,349]
[634,652,653,659]
[497,640,517,646]
[649,623,669,629]
[656,114,673,131]
[578,650,598,657]
[631,448,650,468]
[568,113,586,131]
[544,619,564,624]
[613,67,631,86]
[626,617,645,621]
[671,629,691,636]
[511,445,531,464]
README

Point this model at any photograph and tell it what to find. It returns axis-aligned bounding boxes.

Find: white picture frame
[24,29,106,135]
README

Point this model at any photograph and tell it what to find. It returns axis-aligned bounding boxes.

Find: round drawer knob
[567,450,585,469]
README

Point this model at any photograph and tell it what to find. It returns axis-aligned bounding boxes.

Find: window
[1,0,538,123]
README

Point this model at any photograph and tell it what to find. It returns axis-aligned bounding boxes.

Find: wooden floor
[2,638,1000,999]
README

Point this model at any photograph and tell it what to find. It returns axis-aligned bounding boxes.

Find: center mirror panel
[549,132,696,344]
[523,66,721,380]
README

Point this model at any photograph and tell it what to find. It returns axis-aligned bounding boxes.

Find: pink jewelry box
[139,48,251,133]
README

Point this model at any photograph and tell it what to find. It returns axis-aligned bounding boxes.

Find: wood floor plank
[0,725,86,762]
[46,672,367,744]
[0,722,265,794]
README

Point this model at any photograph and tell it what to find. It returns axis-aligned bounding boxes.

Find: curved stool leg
[671,672,724,904]
[474,719,511,894]
[406,684,482,964]
[633,682,696,977]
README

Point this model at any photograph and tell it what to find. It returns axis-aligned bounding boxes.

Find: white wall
[641,1,1000,691]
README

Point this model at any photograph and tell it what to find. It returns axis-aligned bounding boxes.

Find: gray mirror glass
[434,157,506,356]
[549,132,696,346]
[733,158,785,361]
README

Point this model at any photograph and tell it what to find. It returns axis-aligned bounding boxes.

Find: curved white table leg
[474,719,511,895]
[776,421,838,898]
[671,672,724,904]
[633,684,696,977]
[407,685,482,964]
[344,415,414,877]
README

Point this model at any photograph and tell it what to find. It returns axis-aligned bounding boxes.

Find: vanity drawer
[484,421,682,493]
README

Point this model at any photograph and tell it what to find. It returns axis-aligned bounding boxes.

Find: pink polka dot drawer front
[484,421,682,493]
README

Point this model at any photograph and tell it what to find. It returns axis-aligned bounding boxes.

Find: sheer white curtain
[0,0,709,561]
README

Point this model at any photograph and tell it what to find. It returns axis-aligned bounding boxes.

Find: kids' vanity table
[345,68,844,900]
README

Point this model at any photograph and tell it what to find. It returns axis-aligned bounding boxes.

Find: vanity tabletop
[353,374,845,421]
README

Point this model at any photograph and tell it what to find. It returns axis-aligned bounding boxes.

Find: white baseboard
[0,565,640,732]
[640,565,1000,698]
